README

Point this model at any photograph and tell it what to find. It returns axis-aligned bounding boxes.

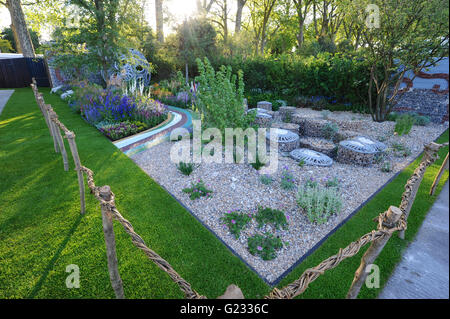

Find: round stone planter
[254,112,273,127]
[271,122,300,135]
[290,148,333,167]
[299,137,337,158]
[266,128,299,153]
[278,106,296,122]
[337,139,377,166]
[352,136,387,153]
[257,101,273,111]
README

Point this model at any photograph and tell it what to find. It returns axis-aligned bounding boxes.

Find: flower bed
[54,81,169,141]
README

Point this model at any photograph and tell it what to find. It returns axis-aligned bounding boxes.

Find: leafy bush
[194,57,254,136]
[394,114,415,136]
[381,161,392,172]
[96,121,148,141]
[321,122,339,140]
[411,113,431,126]
[255,207,288,230]
[221,210,252,239]
[392,142,411,157]
[259,174,274,185]
[297,184,342,224]
[176,162,194,176]
[324,176,341,189]
[247,233,283,261]
[280,166,296,190]
[182,180,213,200]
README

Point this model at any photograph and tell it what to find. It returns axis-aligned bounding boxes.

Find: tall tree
[345,0,449,121]
[0,0,35,57]
[234,0,247,33]
[196,0,215,15]
[210,0,230,43]
[293,0,312,49]
[247,0,277,55]
[155,0,164,42]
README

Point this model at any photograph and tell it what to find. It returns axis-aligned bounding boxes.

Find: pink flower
[231,220,236,224]
[257,246,263,251]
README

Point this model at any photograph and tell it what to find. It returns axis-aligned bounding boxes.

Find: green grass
[0,88,448,299]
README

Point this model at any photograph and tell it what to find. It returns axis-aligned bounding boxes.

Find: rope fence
[30,79,448,299]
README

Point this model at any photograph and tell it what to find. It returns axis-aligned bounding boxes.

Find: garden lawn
[0,88,448,299]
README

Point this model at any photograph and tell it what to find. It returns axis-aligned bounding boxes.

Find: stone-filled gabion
[330,119,365,131]
[352,136,387,153]
[290,148,333,167]
[299,137,337,158]
[333,130,360,143]
[254,112,273,127]
[257,101,273,111]
[278,106,296,122]
[266,128,300,153]
[272,122,300,135]
[291,117,333,138]
[337,140,377,166]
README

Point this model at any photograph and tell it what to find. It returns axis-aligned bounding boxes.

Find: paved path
[0,90,14,116]
[379,182,449,299]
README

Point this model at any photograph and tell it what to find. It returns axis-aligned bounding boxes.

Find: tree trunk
[297,19,304,50]
[235,0,246,33]
[6,0,35,57]
[155,0,164,43]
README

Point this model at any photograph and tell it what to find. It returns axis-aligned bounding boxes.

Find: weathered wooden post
[346,206,403,299]
[398,142,443,239]
[48,110,69,171]
[65,131,86,215]
[36,94,57,152]
[99,186,125,299]
[430,152,449,196]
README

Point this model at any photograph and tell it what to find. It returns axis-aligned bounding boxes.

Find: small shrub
[177,162,194,176]
[298,159,306,168]
[221,210,252,239]
[297,185,342,224]
[394,114,415,136]
[381,161,392,172]
[182,180,213,200]
[305,177,318,188]
[324,176,340,189]
[97,121,148,140]
[248,233,283,261]
[255,207,288,230]
[392,142,411,157]
[259,174,274,185]
[280,166,296,190]
[412,113,431,126]
[321,122,339,140]
[251,152,267,170]
[321,110,332,120]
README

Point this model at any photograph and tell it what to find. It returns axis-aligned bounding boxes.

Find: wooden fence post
[430,152,449,196]
[99,186,125,299]
[398,142,443,239]
[48,110,69,171]
[65,131,86,215]
[346,206,403,299]
[36,94,56,148]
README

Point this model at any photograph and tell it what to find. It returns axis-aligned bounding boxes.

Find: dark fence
[0,57,50,88]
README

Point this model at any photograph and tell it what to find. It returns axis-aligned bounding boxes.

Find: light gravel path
[379,182,449,299]
[0,90,14,116]
[131,110,448,283]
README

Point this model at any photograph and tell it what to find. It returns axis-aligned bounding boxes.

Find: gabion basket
[266,128,299,143]
[339,140,377,154]
[352,136,387,153]
[290,148,333,167]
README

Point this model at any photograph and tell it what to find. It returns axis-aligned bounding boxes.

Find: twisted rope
[266,211,407,299]
[80,166,205,299]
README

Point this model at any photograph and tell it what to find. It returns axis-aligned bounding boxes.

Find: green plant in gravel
[324,176,340,189]
[298,159,306,168]
[305,177,318,188]
[381,161,392,173]
[392,142,411,157]
[221,210,252,239]
[259,174,274,185]
[182,180,213,200]
[194,57,255,138]
[321,122,339,140]
[176,162,194,176]
[411,113,431,126]
[297,184,342,224]
[280,166,296,190]
[255,207,288,230]
[248,233,283,261]
[251,152,267,170]
[394,114,415,136]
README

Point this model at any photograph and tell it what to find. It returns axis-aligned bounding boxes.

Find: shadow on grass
[27,214,84,299]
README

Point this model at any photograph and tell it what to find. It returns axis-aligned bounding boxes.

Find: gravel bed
[131,109,448,283]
